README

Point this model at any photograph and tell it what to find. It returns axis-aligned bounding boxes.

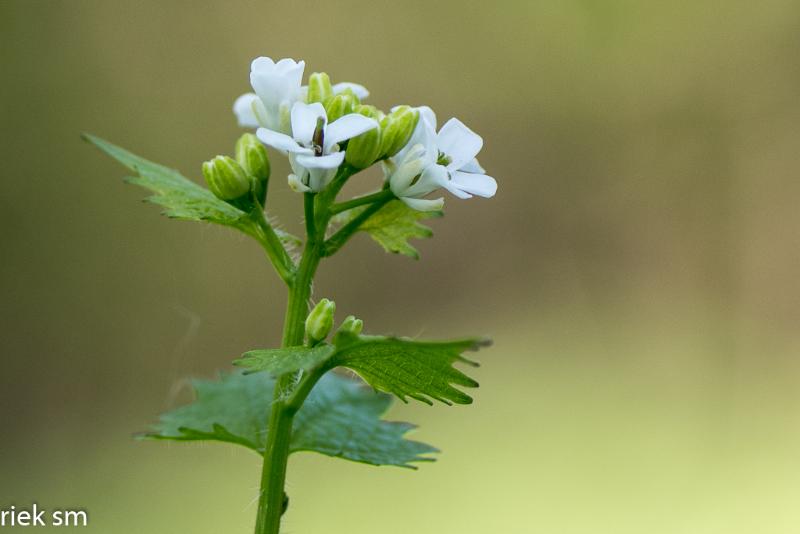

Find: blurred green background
[2,0,800,532]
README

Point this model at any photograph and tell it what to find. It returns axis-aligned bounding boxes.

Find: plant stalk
[254,221,322,534]
[253,169,380,534]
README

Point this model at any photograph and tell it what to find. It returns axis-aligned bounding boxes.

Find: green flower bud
[307,72,333,104]
[336,87,362,102]
[235,133,270,204]
[345,105,383,169]
[337,315,363,336]
[353,104,384,121]
[235,133,270,182]
[305,298,336,344]
[202,155,251,201]
[324,93,358,123]
[380,106,419,158]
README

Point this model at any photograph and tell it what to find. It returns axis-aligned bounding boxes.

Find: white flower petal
[333,82,369,100]
[437,118,483,171]
[450,171,498,198]
[278,59,305,88]
[460,157,485,174]
[307,168,336,191]
[233,93,260,128]
[291,102,327,146]
[251,56,276,71]
[389,145,427,195]
[252,98,269,128]
[249,57,305,133]
[288,173,311,193]
[393,114,438,167]
[418,106,437,131]
[404,163,448,198]
[324,114,378,151]
[298,86,309,102]
[256,127,306,154]
[402,197,445,212]
[295,151,345,170]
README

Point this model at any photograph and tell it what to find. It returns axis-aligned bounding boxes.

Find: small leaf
[143,371,436,468]
[342,199,441,259]
[234,345,336,376]
[332,334,488,405]
[83,134,254,231]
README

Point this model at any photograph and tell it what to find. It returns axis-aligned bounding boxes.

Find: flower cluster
[233,57,497,210]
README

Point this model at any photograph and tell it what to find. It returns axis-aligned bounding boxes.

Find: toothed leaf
[143,371,436,468]
[331,334,487,405]
[234,345,336,376]
[84,134,254,228]
[342,199,441,259]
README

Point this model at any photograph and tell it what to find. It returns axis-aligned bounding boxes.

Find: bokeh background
[2,0,800,532]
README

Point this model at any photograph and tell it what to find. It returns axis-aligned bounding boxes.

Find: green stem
[254,227,322,534]
[323,195,394,257]
[330,189,394,215]
[250,209,296,286]
[253,165,372,534]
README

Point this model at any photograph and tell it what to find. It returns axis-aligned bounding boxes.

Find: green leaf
[234,345,336,376]
[143,371,437,468]
[344,199,442,259]
[236,334,488,406]
[332,334,488,405]
[143,369,270,451]
[291,372,437,467]
[84,134,256,232]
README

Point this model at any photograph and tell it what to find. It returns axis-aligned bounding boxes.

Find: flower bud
[307,72,333,104]
[337,315,363,336]
[305,298,336,344]
[324,93,358,123]
[380,106,419,157]
[202,155,251,201]
[235,133,271,183]
[345,105,383,169]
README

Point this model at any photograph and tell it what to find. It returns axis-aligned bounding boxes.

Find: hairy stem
[253,166,369,534]
[250,209,296,286]
[254,221,321,534]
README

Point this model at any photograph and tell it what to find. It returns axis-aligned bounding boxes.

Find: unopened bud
[380,106,419,157]
[345,105,383,168]
[307,72,333,104]
[324,93,358,123]
[337,315,363,336]
[306,298,336,344]
[202,155,251,201]
[235,133,271,183]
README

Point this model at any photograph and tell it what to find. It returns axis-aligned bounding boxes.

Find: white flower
[387,107,497,210]
[385,144,445,211]
[233,57,305,133]
[257,102,377,192]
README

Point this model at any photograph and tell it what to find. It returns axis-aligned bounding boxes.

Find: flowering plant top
[86,55,497,534]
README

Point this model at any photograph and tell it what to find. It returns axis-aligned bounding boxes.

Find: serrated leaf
[143,371,436,468]
[344,199,441,259]
[332,334,488,405]
[290,372,437,467]
[234,345,335,376]
[84,134,253,230]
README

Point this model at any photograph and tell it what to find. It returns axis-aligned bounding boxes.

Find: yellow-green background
[2,0,800,532]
